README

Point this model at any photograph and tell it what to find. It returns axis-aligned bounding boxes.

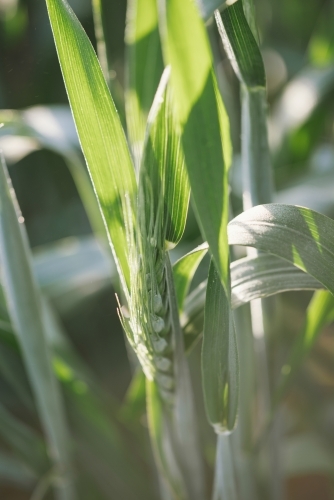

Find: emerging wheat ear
[118,72,187,405]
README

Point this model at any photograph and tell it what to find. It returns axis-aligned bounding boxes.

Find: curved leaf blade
[45,0,136,289]
[173,243,208,311]
[228,204,334,295]
[182,253,323,353]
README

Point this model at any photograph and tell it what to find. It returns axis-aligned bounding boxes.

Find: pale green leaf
[202,259,239,433]
[213,435,238,500]
[228,204,334,295]
[182,253,323,353]
[159,0,232,290]
[0,155,74,500]
[173,243,208,311]
[45,0,137,290]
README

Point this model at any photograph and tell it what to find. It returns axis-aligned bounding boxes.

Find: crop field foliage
[1,0,334,499]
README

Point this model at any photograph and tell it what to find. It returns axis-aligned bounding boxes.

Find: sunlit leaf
[125,0,164,167]
[159,0,232,290]
[141,68,190,248]
[45,0,137,290]
[228,204,334,295]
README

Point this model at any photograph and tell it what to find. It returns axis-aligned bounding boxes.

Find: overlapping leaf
[125,0,164,166]
[228,204,334,294]
[202,260,238,433]
[140,68,190,248]
[45,0,136,290]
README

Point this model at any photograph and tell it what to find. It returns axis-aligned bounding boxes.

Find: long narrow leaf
[45,0,136,290]
[182,254,323,353]
[125,0,164,166]
[159,0,232,291]
[228,204,334,295]
[0,154,74,500]
[202,260,239,433]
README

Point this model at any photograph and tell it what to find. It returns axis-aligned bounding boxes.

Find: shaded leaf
[0,155,74,500]
[202,259,239,433]
[125,0,164,166]
[173,243,208,311]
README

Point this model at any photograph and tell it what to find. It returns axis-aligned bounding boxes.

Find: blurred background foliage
[1,0,334,499]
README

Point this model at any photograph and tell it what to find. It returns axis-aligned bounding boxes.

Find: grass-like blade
[0,155,74,500]
[159,0,232,291]
[215,1,265,89]
[275,290,334,405]
[230,254,322,309]
[182,253,323,353]
[45,0,136,290]
[125,0,164,167]
[173,243,208,311]
[141,67,190,248]
[202,260,239,433]
[228,204,334,295]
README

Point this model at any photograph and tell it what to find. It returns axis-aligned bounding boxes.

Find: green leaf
[231,253,322,309]
[275,290,334,405]
[182,253,323,353]
[165,256,205,499]
[202,259,239,433]
[173,243,208,311]
[0,155,74,500]
[216,1,265,89]
[159,0,232,291]
[45,0,137,290]
[140,68,190,248]
[228,204,334,295]
[125,0,164,167]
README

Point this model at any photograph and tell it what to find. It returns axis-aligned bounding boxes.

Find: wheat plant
[1,0,334,499]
